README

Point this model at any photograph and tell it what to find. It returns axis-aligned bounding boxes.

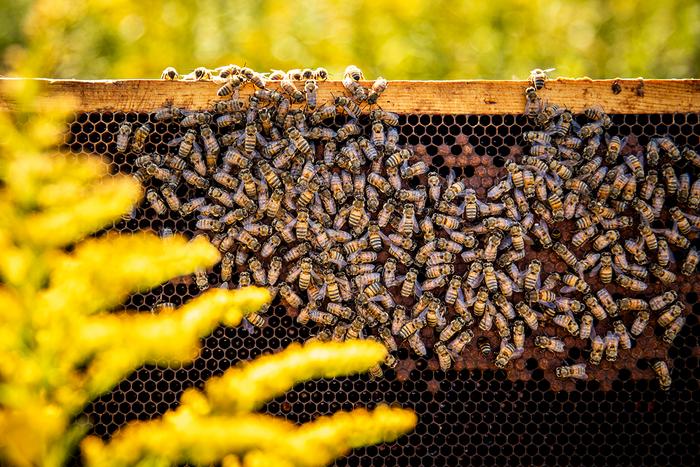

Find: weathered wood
[0,78,698,114]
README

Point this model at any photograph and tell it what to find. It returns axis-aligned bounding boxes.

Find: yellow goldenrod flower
[203,339,387,414]
[285,405,417,465]
[39,233,220,318]
[73,287,269,398]
[21,177,142,247]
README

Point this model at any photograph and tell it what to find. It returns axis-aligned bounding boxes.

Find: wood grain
[0,78,698,114]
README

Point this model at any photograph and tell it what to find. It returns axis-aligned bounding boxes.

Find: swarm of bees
[117,65,698,391]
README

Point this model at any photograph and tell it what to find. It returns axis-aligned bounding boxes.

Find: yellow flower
[204,339,387,414]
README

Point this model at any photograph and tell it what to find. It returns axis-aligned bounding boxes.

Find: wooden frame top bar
[1,78,698,114]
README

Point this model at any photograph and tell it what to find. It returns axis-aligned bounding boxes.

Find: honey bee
[427,341,452,372]
[216,74,246,97]
[494,341,517,369]
[473,337,491,359]
[159,183,180,211]
[604,332,619,362]
[367,77,389,105]
[115,122,132,153]
[525,265,546,299]
[592,252,614,284]
[161,66,180,80]
[647,291,676,313]
[581,294,607,321]
[682,147,700,168]
[571,225,598,249]
[279,282,303,308]
[182,170,209,190]
[303,79,318,110]
[280,75,304,102]
[689,179,700,209]
[180,197,207,217]
[638,170,658,201]
[443,329,472,355]
[553,313,579,336]
[605,135,624,163]
[613,320,632,350]
[264,256,282,286]
[407,332,427,357]
[471,287,490,317]
[146,188,168,215]
[129,123,151,154]
[630,310,650,337]
[652,360,671,391]
[482,233,503,263]
[528,68,554,90]
[579,313,593,340]
[461,260,482,290]
[181,111,212,128]
[401,161,429,180]
[530,222,553,249]
[681,247,699,275]
[663,316,685,345]
[553,242,579,270]
[561,273,590,294]
[342,74,367,102]
[194,268,209,291]
[587,335,605,366]
[556,364,588,380]
[237,229,261,251]
[669,207,692,236]
[649,263,676,285]
[514,302,538,331]
[524,86,542,120]
[199,125,219,169]
[161,152,187,172]
[657,302,683,328]
[615,274,647,292]
[398,314,427,339]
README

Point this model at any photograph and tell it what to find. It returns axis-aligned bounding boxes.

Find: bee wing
[379,231,392,244]
[219,281,229,290]
[510,280,521,293]
[499,236,513,250]
[665,246,677,265]
[315,283,328,302]
[413,280,423,298]
[456,200,466,215]
[546,172,563,186]
[570,119,581,134]
[241,318,256,334]
[475,199,490,213]
[543,68,556,73]
[167,135,185,147]
[446,170,456,187]
[588,262,602,277]
[560,286,577,294]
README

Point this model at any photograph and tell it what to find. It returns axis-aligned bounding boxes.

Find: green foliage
[1,0,698,80]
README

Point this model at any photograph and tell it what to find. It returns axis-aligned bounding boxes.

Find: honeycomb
[65,110,699,466]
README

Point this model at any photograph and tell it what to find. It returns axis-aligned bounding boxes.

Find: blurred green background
[1,0,698,80]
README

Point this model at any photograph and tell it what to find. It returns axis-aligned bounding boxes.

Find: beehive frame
[2,78,698,466]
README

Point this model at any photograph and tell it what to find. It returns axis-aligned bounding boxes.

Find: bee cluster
[115,65,697,391]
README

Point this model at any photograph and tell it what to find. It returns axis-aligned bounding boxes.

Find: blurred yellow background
[0,0,698,80]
